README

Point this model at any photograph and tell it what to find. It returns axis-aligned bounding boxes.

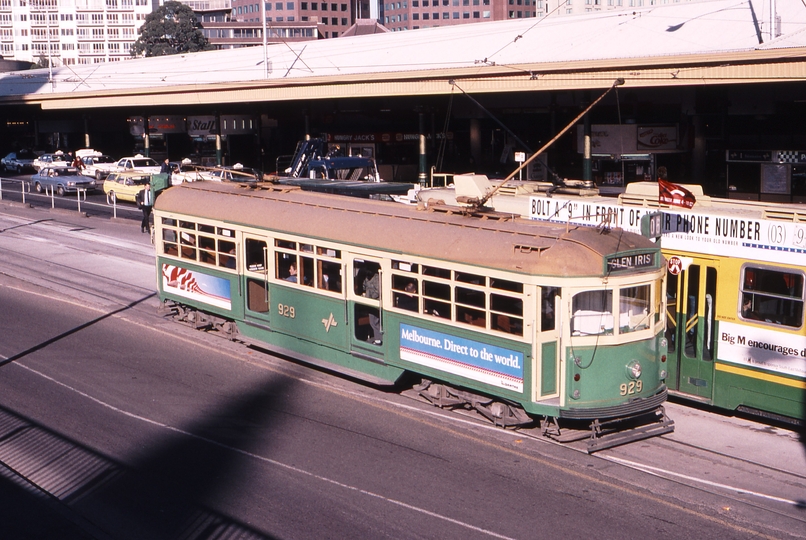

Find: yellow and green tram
[154,181,672,451]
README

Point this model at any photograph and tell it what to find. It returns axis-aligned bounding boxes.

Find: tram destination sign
[529,195,806,266]
[605,252,656,273]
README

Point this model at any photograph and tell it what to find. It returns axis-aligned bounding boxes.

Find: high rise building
[0,0,156,65]
[378,0,691,31]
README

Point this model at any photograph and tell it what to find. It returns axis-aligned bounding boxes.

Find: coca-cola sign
[637,126,678,151]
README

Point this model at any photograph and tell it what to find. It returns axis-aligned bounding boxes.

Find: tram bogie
[154,181,673,450]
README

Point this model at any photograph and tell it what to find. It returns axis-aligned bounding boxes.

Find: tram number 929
[620,381,642,396]
[278,303,296,318]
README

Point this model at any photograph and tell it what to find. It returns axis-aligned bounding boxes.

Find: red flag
[658,178,696,208]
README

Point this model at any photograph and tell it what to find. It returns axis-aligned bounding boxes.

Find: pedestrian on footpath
[136,183,153,234]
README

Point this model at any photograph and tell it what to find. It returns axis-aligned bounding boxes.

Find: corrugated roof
[2,0,805,107]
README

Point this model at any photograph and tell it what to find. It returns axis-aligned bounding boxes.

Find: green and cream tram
[416,175,805,424]
[154,182,672,450]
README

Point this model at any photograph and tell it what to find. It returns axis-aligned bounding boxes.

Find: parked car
[30,166,98,195]
[32,152,70,171]
[199,163,262,183]
[79,152,117,180]
[103,171,151,203]
[1,150,37,173]
[112,155,161,175]
[169,159,205,185]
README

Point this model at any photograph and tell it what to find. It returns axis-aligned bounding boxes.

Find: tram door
[666,262,718,400]
[350,257,385,356]
[242,236,272,327]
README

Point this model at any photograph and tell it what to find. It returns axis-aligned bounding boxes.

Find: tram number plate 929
[620,381,642,396]
[278,303,296,318]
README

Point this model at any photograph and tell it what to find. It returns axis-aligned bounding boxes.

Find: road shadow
[0,373,293,539]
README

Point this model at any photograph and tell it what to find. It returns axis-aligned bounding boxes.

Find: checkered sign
[775,150,806,163]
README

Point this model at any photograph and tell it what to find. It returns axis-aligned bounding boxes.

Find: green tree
[131,1,212,58]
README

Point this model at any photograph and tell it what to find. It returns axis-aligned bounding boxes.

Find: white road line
[602,455,802,507]
[9,362,516,540]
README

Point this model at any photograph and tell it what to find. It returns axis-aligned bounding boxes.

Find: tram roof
[155,182,659,278]
[2,0,806,109]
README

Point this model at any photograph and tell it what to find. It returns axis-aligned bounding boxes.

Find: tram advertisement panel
[718,321,806,378]
[399,323,524,393]
[529,195,806,266]
[162,264,232,310]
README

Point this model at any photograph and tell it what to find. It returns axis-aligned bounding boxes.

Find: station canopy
[2,0,806,110]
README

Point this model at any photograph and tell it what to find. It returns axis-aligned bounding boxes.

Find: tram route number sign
[605,252,656,273]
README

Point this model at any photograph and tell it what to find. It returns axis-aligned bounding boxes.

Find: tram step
[587,417,675,453]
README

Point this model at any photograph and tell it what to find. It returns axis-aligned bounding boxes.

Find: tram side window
[198,234,216,265]
[392,274,419,312]
[490,293,523,336]
[491,278,523,294]
[540,287,560,331]
[179,230,197,260]
[318,260,342,292]
[741,267,804,328]
[571,290,613,336]
[423,280,451,319]
[456,271,486,286]
[299,255,314,287]
[218,240,236,269]
[245,238,267,271]
[456,286,486,327]
[619,285,651,333]
[162,228,178,256]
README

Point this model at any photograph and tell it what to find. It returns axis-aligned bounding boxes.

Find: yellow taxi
[103,171,152,203]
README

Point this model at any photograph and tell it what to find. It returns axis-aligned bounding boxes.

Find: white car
[32,152,70,171]
[80,153,117,180]
[112,155,162,175]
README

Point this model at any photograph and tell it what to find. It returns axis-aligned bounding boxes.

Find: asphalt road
[0,198,804,540]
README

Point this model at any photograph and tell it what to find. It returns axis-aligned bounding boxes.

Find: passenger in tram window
[742,295,761,320]
[362,268,381,344]
[396,282,418,311]
[224,247,236,269]
[285,263,298,282]
[363,268,379,300]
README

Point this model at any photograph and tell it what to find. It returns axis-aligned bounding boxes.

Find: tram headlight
[626,361,642,380]
[660,370,668,380]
